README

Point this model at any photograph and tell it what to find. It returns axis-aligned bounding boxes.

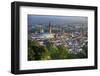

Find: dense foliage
[28,40,88,61]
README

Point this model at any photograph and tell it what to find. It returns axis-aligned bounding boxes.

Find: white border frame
[20,6,95,70]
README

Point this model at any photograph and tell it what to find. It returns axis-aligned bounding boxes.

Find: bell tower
[39,24,44,33]
[49,22,52,34]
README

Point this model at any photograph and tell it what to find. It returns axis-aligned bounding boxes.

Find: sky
[28,15,88,26]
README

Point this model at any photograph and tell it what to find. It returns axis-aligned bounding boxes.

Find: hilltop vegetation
[28,40,87,61]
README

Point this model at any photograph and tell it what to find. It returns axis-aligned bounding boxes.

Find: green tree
[40,46,51,60]
[46,43,60,59]
[28,47,35,60]
[28,40,51,60]
[57,45,70,59]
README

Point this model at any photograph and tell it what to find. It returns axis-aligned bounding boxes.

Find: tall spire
[39,24,44,33]
[49,22,52,33]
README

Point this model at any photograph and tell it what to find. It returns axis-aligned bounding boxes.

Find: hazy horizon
[28,15,88,26]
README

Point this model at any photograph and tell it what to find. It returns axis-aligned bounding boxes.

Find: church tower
[39,24,44,33]
[49,22,52,34]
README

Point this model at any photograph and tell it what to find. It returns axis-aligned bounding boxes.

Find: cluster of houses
[28,22,88,54]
